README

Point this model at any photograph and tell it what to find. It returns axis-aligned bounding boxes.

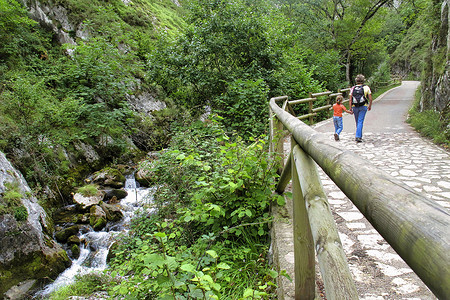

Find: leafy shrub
[108,117,285,299]
[215,79,270,139]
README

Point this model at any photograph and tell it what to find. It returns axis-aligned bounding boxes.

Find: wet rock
[92,168,125,189]
[99,202,123,222]
[89,205,107,231]
[55,225,80,243]
[73,193,103,211]
[103,189,128,202]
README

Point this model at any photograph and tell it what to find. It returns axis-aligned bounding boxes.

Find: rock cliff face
[0,152,71,298]
[421,0,449,119]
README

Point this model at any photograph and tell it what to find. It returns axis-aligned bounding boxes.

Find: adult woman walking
[349,74,373,142]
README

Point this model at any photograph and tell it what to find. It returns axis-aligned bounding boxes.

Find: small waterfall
[36,174,155,298]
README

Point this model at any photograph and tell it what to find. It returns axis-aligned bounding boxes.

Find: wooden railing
[269,95,450,299]
[290,88,350,124]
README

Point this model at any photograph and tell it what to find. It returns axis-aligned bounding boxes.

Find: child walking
[332,95,352,141]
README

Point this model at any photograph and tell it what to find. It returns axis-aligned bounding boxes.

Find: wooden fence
[268,95,450,299]
[286,88,350,124]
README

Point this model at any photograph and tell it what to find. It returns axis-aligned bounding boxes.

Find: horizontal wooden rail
[311,91,332,97]
[289,98,315,105]
[269,97,450,299]
[312,104,331,113]
[297,113,317,120]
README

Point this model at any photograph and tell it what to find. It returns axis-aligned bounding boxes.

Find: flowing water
[36,175,155,297]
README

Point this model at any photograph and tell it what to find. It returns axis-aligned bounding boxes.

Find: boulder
[0,151,71,297]
[89,205,107,231]
[135,163,155,187]
[73,193,103,211]
[55,225,80,243]
[92,168,125,189]
[103,189,128,202]
[99,202,123,222]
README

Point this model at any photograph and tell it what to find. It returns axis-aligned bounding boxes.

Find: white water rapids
[36,175,155,297]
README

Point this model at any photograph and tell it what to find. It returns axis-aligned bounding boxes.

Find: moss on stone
[0,245,70,296]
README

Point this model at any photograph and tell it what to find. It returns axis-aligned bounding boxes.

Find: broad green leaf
[206,249,218,258]
[217,262,231,269]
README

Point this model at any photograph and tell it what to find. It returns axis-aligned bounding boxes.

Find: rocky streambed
[37,170,156,297]
[1,153,155,299]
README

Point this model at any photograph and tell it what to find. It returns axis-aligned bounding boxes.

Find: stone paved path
[273,82,449,300]
[315,131,449,299]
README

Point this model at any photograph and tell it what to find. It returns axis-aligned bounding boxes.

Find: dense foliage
[104,117,285,299]
[1,0,448,297]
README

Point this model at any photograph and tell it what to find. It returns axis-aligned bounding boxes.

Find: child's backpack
[352,85,367,107]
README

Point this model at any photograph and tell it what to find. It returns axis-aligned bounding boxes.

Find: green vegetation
[407,90,450,148]
[107,117,285,299]
[0,181,28,221]
[46,273,114,300]
[1,0,448,297]
[77,184,99,197]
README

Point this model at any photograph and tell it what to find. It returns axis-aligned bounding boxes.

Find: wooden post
[292,145,358,299]
[276,154,291,194]
[308,93,313,125]
[291,138,315,299]
[269,96,288,172]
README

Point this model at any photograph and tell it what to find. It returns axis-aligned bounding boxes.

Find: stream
[36,175,155,298]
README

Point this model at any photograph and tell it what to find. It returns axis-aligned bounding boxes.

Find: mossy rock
[55,225,80,243]
[0,241,71,296]
[92,167,126,188]
[92,217,107,231]
[67,235,80,245]
[89,205,107,231]
[71,244,80,259]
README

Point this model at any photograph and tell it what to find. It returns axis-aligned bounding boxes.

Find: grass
[77,184,99,197]
[406,89,449,149]
[47,273,113,300]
